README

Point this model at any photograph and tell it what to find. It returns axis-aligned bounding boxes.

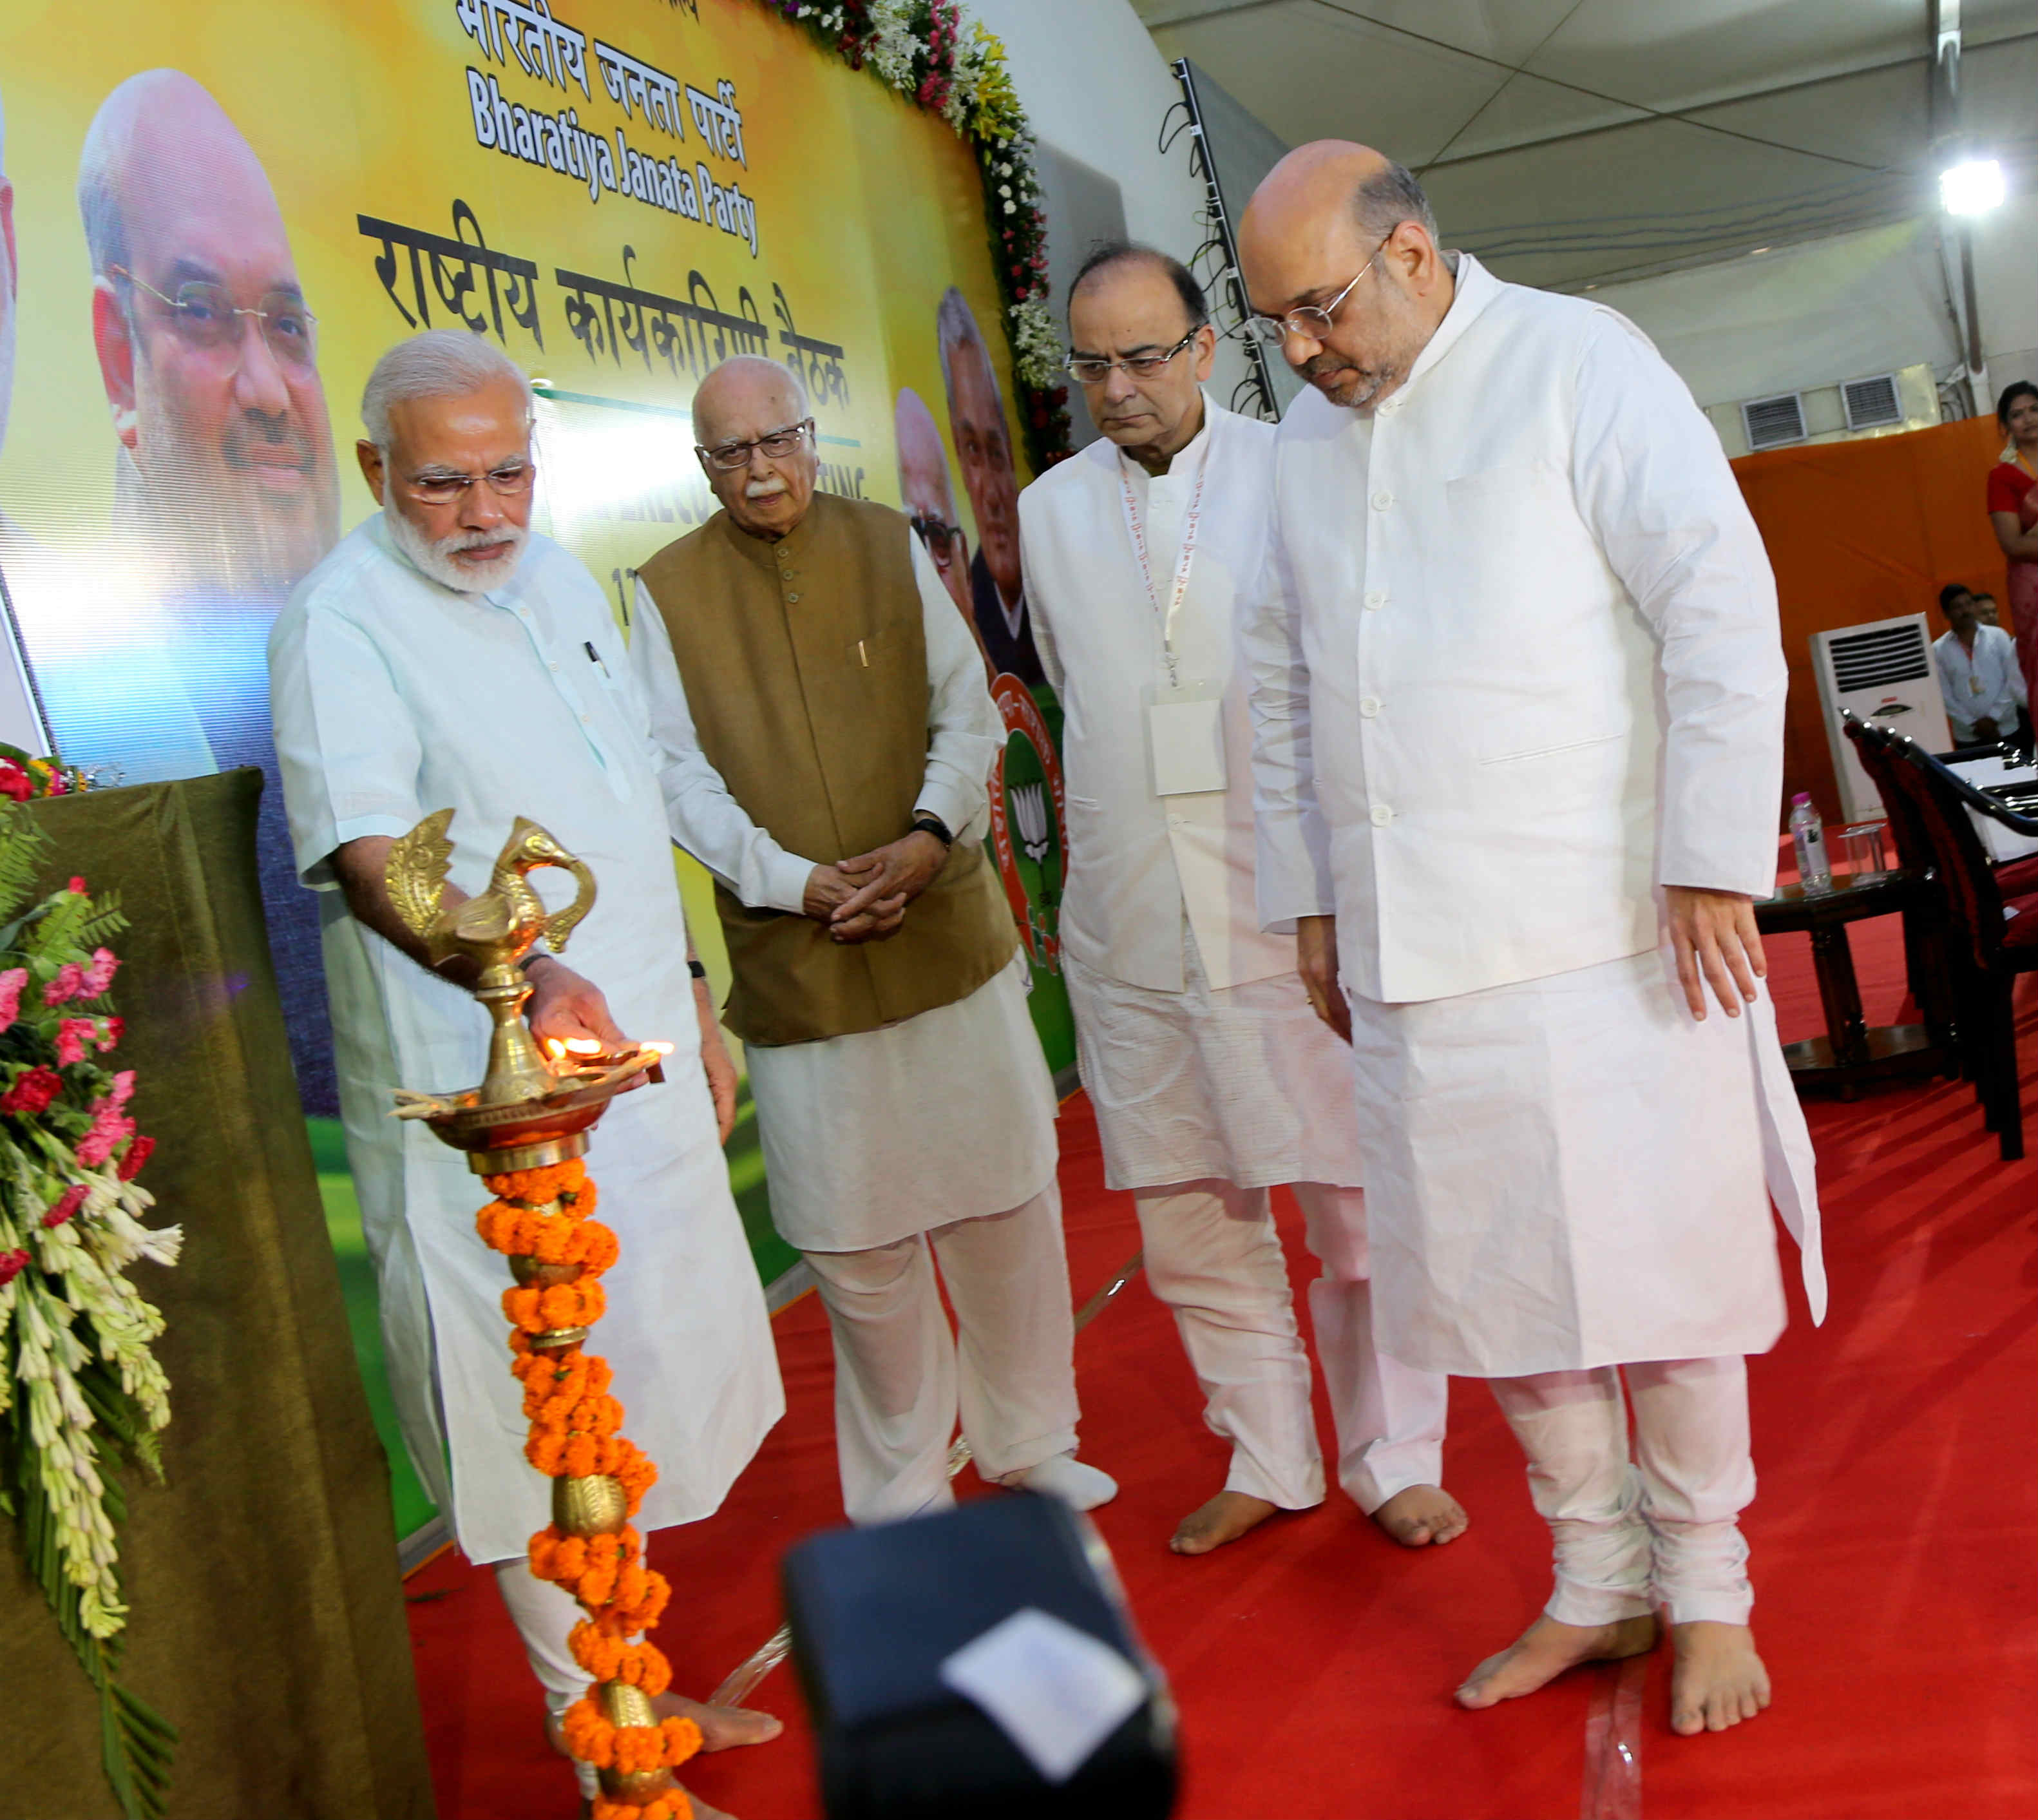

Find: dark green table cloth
[0,771,434,1819]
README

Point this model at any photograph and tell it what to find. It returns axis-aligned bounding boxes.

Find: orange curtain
[1731,414,2009,819]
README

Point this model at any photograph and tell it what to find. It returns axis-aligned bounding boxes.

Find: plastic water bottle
[1789,792,1831,892]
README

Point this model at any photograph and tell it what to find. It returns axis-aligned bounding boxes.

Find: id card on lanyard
[1121,441,1226,797]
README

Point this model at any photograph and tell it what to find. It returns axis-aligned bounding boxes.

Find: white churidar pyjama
[493,1562,600,1797]
[1293,1182,1449,1513]
[1489,1357,1755,1627]
[744,953,1074,1521]
[803,1183,1080,1524]
[1133,1178,1447,1513]
[1067,925,1449,1513]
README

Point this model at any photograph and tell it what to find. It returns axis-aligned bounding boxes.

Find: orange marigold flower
[612,1724,666,1774]
[569,1621,627,1680]
[660,1715,703,1768]
[594,1798,690,1820]
[484,1160,587,1205]
[578,1220,620,1273]
[613,1575,672,1634]
[624,1641,673,1697]
[560,1697,616,1768]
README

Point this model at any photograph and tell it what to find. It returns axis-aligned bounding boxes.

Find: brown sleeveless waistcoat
[636,492,1016,1046]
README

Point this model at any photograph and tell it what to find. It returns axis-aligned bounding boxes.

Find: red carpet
[406,915,2038,1819]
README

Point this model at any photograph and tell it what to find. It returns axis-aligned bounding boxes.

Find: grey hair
[690,355,809,445]
[361,330,532,447]
[1355,160,1439,244]
[937,285,1002,423]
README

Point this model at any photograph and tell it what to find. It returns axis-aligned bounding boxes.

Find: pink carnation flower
[0,968,26,1035]
[77,1106,136,1169]
[109,1070,136,1110]
[43,963,86,1008]
[55,1019,97,1067]
[81,948,119,997]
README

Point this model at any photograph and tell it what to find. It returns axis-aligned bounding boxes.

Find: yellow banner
[0,0,1076,1117]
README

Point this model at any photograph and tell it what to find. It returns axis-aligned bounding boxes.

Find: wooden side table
[1754,870,1950,1098]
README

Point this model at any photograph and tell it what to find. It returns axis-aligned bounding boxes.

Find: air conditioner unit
[1742,392,1807,450]
[1840,372,1903,432]
[1811,613,1952,823]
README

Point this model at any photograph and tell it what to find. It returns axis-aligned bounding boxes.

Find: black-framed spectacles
[401,460,537,506]
[1063,326,1203,385]
[1245,229,1398,346]
[909,513,964,560]
[697,418,814,470]
[110,263,319,369]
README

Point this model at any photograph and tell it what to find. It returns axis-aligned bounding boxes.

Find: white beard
[385,505,528,593]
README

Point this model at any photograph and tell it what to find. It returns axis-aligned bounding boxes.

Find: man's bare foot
[1371,1484,1469,1547]
[549,1693,781,1759]
[1669,1621,1770,1735]
[1455,1612,1657,1709]
[1170,1490,1280,1555]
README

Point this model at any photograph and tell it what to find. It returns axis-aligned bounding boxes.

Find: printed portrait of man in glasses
[35,68,343,1113]
[81,68,338,593]
[937,286,1044,689]
[893,384,986,654]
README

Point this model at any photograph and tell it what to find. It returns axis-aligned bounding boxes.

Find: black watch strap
[687,957,708,979]
[911,812,955,848]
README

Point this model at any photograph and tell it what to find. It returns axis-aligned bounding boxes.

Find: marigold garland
[759,0,1074,474]
[475,1154,698,1815]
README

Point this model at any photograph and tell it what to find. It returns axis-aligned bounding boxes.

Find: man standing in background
[1022,244,1457,1557]
[1241,143,1822,1736]
[633,354,1114,1528]
[938,286,1045,685]
[1933,583,2028,747]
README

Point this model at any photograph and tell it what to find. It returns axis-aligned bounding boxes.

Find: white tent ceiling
[1132,0,2038,291]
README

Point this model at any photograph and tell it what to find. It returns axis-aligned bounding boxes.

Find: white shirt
[627,535,1002,905]
[268,514,781,1559]
[1933,624,2027,742]
[1248,253,1788,1006]
[1019,398,1295,992]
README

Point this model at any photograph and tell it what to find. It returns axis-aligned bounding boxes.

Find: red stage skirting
[405,915,2038,1819]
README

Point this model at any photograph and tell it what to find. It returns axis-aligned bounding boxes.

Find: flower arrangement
[0,742,96,803]
[0,807,180,1819]
[477,1156,698,1819]
[758,0,1074,472]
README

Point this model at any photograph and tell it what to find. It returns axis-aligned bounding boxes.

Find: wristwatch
[911,812,955,850]
[687,957,709,979]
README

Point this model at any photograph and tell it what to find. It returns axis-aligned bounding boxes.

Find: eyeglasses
[909,513,964,562]
[698,419,814,470]
[110,263,318,369]
[401,460,537,506]
[1063,327,1203,385]
[1245,231,1397,347]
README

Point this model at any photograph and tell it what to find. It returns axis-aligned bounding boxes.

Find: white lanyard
[1118,436,1211,689]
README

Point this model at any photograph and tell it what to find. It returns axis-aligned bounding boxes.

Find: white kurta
[626,536,1058,1253]
[1248,254,1824,1372]
[270,515,783,1562]
[1020,399,1359,1193]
